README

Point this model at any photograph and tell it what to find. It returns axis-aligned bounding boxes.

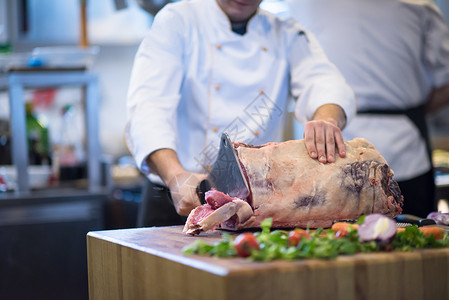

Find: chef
[126,0,356,226]
[288,0,449,217]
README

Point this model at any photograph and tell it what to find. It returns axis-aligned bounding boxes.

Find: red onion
[357,214,397,245]
[427,212,449,226]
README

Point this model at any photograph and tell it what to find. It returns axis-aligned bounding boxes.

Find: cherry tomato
[234,232,259,257]
[335,229,348,239]
[288,229,311,246]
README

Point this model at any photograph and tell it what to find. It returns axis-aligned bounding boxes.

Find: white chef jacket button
[254,130,259,136]
[206,166,212,172]
[212,127,218,132]
[260,89,264,94]
[262,46,268,51]
[217,44,222,50]
[215,84,220,90]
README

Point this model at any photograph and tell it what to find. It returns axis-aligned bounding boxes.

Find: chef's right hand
[146,148,207,216]
[167,171,207,216]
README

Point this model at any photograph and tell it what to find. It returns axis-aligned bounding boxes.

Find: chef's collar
[231,21,248,35]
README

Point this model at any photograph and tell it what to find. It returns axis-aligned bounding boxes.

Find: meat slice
[183,197,253,235]
[205,189,235,209]
[183,138,403,235]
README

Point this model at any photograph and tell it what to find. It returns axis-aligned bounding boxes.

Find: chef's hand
[304,104,347,163]
[167,171,207,216]
[146,148,207,216]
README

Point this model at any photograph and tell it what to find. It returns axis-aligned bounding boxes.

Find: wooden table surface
[87,226,449,300]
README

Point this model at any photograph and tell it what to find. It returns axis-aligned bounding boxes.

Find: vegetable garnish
[182,215,449,261]
[331,222,359,238]
[234,232,260,257]
[357,213,397,246]
[427,211,449,226]
[288,229,312,246]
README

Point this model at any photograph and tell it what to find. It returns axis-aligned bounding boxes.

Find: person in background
[126,0,356,227]
[288,0,449,217]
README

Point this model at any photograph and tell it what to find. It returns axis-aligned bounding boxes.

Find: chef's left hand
[304,104,347,163]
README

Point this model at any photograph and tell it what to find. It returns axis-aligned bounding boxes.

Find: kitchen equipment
[1,190,106,300]
[31,46,100,68]
[87,226,449,300]
[136,0,171,15]
[196,132,250,204]
[396,214,449,232]
[396,214,436,226]
[1,165,52,190]
[7,68,101,192]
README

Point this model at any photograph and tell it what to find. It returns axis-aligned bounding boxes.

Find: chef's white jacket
[126,0,355,184]
[289,0,449,181]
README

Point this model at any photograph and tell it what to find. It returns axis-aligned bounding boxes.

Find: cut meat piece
[205,189,234,209]
[183,199,253,235]
[183,137,404,235]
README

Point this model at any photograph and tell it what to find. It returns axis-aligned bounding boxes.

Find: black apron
[358,104,433,166]
[358,104,436,216]
[137,179,187,227]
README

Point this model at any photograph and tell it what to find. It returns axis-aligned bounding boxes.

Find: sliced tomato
[288,229,311,246]
[234,232,259,257]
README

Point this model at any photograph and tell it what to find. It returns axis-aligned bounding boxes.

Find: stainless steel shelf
[7,68,101,193]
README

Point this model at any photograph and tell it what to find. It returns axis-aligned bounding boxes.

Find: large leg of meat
[183,138,403,235]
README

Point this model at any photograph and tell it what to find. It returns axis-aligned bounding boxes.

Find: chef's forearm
[312,104,347,130]
[145,148,186,185]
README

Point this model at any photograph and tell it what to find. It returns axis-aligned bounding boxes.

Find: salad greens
[182,218,449,261]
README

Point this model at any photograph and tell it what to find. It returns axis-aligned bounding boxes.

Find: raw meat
[183,138,403,235]
[184,190,253,235]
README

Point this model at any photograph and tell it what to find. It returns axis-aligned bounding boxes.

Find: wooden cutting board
[87,226,449,300]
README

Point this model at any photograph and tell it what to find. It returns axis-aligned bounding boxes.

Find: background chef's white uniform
[126,0,355,187]
[288,0,449,182]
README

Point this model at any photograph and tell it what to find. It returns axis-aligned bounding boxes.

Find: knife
[395,214,449,232]
[396,214,436,226]
[196,132,250,204]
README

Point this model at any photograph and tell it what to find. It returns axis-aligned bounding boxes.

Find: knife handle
[196,179,211,205]
[395,214,436,226]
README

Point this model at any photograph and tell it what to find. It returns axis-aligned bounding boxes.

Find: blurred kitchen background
[0,0,448,299]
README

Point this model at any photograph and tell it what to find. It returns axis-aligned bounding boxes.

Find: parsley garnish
[182,218,449,260]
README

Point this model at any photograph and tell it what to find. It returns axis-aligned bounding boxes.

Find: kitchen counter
[0,190,107,300]
[87,226,449,300]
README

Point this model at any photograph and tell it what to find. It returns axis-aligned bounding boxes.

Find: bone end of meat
[219,199,254,231]
[233,200,253,224]
[183,199,253,235]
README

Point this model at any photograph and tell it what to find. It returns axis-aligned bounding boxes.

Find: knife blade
[196,132,250,204]
[395,214,449,233]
